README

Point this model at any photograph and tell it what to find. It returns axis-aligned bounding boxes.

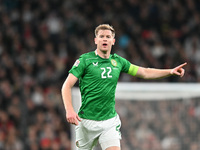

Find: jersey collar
[95,49,111,60]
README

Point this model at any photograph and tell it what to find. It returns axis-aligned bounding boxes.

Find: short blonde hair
[95,24,115,38]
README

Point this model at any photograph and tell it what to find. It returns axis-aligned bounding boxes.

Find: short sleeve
[115,54,131,73]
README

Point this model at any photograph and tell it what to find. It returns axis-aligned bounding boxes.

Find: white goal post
[71,82,200,150]
[115,82,200,100]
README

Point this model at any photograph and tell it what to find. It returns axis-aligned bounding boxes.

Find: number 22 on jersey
[101,67,112,78]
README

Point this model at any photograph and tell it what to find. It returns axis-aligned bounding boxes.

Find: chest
[84,59,121,81]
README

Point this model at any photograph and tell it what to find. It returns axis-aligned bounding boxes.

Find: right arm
[61,73,81,125]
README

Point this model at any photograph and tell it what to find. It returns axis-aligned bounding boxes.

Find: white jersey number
[101,67,112,78]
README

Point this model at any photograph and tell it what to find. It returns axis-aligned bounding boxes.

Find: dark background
[0,0,200,149]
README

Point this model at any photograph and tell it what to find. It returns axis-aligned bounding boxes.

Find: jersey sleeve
[116,54,131,73]
[115,54,139,76]
[69,56,85,78]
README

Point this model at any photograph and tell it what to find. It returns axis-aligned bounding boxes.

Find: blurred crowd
[116,98,200,150]
[0,0,200,149]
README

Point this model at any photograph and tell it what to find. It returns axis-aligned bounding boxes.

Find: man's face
[95,29,115,52]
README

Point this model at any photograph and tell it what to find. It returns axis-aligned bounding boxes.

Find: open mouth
[102,43,108,46]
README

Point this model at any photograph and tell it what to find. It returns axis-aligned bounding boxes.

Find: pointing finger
[177,62,187,69]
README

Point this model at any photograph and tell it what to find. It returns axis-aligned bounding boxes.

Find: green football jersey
[69,51,136,120]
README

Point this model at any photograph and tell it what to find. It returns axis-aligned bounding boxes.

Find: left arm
[128,62,187,79]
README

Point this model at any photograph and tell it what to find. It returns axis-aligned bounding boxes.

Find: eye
[106,35,111,38]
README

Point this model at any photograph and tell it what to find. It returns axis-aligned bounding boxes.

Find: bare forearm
[134,63,186,79]
[136,67,172,79]
[61,74,80,125]
[61,73,78,112]
[61,83,74,112]
[145,68,172,79]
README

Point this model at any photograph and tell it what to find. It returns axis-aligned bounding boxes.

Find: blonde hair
[95,24,115,38]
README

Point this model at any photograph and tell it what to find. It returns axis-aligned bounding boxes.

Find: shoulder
[112,53,131,67]
[112,53,127,61]
[81,51,95,57]
[113,53,120,58]
[78,51,98,66]
[80,51,95,59]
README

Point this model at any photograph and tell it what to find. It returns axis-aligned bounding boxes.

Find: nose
[103,37,107,41]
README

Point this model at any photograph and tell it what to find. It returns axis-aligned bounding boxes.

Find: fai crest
[111,59,117,67]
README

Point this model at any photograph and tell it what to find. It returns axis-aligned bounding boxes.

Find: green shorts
[75,114,121,150]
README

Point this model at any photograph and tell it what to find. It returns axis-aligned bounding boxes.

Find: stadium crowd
[116,98,200,150]
[0,0,200,149]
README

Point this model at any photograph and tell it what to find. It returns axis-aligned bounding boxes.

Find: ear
[112,39,115,45]
[94,38,97,45]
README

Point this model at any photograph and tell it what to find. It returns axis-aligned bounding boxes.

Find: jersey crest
[111,59,117,67]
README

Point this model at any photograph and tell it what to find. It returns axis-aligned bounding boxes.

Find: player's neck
[95,49,110,59]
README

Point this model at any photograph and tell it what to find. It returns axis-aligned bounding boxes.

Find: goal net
[71,82,200,150]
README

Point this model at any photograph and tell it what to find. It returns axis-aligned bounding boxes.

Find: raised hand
[170,62,187,77]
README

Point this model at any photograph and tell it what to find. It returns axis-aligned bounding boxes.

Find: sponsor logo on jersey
[111,59,117,67]
[93,62,98,66]
[74,59,80,67]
